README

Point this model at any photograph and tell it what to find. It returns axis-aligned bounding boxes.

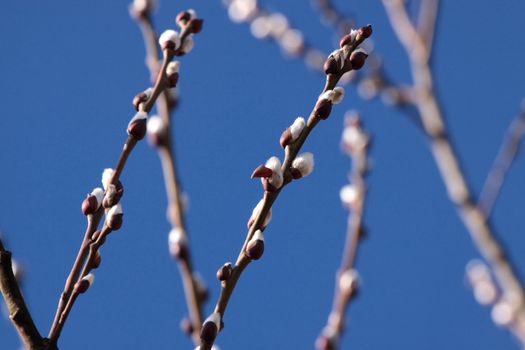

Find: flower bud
[147,115,168,147]
[332,87,344,104]
[251,165,273,179]
[107,203,123,230]
[323,55,340,75]
[357,24,373,40]
[291,152,314,178]
[127,111,148,140]
[349,48,368,70]
[166,61,180,75]
[75,273,95,294]
[314,98,332,120]
[339,269,359,297]
[340,184,359,207]
[129,0,154,18]
[132,87,152,111]
[201,313,221,343]
[178,36,194,55]
[82,187,103,215]
[263,156,283,191]
[316,326,338,350]
[188,18,204,34]
[280,117,306,148]
[247,199,272,229]
[193,272,209,302]
[176,11,191,25]
[159,29,181,50]
[216,262,233,281]
[168,227,187,259]
[245,230,265,260]
[339,30,357,48]
[180,317,194,335]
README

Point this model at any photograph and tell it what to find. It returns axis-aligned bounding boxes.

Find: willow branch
[133,11,204,344]
[313,0,355,35]
[0,239,53,350]
[478,106,525,217]
[417,0,439,56]
[199,28,373,350]
[382,0,525,344]
[316,115,370,350]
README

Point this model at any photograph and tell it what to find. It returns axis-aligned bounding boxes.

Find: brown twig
[316,114,370,350]
[313,0,355,35]
[133,10,205,344]
[478,106,525,217]
[382,0,525,344]
[199,28,373,350]
[0,239,55,350]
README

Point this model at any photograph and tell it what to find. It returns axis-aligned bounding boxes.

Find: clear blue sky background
[1,1,525,349]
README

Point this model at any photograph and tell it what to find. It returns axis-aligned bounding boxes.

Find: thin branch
[382,0,525,344]
[316,114,370,350]
[478,106,525,217]
[133,10,205,344]
[0,239,54,350]
[417,0,439,57]
[313,0,355,35]
[199,28,373,350]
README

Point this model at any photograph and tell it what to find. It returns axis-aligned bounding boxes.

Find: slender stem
[383,0,525,344]
[478,108,525,217]
[134,13,204,344]
[201,35,371,349]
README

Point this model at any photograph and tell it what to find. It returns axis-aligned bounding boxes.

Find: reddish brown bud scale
[314,99,333,120]
[246,239,264,260]
[251,165,273,179]
[74,279,90,294]
[262,178,278,193]
[82,195,98,216]
[128,118,147,140]
[323,55,340,75]
[200,321,218,343]
[108,213,123,231]
[132,92,147,111]
[162,40,176,51]
[349,51,368,70]
[358,24,373,39]
[290,167,303,180]
[188,18,204,34]
[216,263,233,281]
[169,242,188,260]
[176,11,191,25]
[279,128,292,148]
[339,33,354,48]
[167,72,179,88]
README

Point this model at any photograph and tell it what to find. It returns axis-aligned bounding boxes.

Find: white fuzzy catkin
[91,188,104,209]
[204,312,222,329]
[340,184,359,206]
[158,29,181,49]
[83,273,95,286]
[127,111,148,133]
[290,117,305,141]
[181,36,194,53]
[166,61,180,75]
[147,115,165,135]
[101,168,114,190]
[332,87,345,104]
[251,229,264,242]
[264,156,283,189]
[251,199,272,227]
[292,152,314,177]
[168,227,186,246]
[108,203,123,218]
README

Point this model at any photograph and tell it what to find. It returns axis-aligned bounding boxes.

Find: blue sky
[1,1,525,349]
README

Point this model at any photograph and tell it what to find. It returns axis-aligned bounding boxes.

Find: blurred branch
[312,0,355,35]
[382,0,525,345]
[199,27,373,350]
[0,239,54,350]
[132,6,205,344]
[478,106,525,217]
[316,114,370,350]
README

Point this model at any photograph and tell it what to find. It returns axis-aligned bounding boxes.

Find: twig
[0,239,55,350]
[316,114,370,350]
[313,0,355,35]
[199,27,373,350]
[382,0,525,344]
[478,106,525,217]
[133,8,205,344]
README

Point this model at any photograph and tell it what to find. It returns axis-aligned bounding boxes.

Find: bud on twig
[248,199,272,228]
[193,272,209,302]
[291,152,315,178]
[349,48,368,70]
[179,36,194,55]
[159,29,181,50]
[166,61,180,88]
[168,227,187,259]
[107,204,123,230]
[74,273,95,294]
[216,262,233,282]
[262,156,283,191]
[340,184,359,208]
[129,0,154,18]
[81,188,104,215]
[188,18,204,34]
[339,269,359,297]
[127,111,148,140]
[316,326,338,350]
[92,251,102,269]
[339,29,358,48]
[101,168,124,208]
[245,230,265,260]
[132,87,153,111]
[147,115,168,147]
[280,117,305,148]
[314,98,332,120]
[201,312,221,343]
[176,11,192,26]
[180,317,194,335]
[251,165,273,179]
